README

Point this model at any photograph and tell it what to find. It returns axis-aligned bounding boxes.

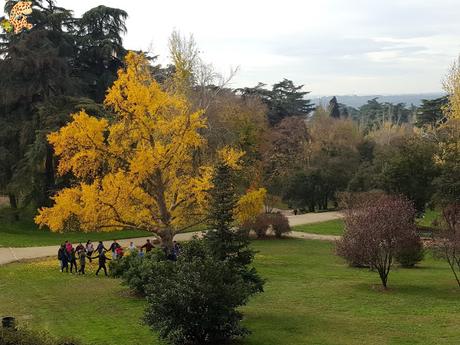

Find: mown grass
[0,208,204,247]
[293,219,344,236]
[0,216,152,247]
[0,239,459,345]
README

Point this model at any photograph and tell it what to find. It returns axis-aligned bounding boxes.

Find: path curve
[0,211,343,265]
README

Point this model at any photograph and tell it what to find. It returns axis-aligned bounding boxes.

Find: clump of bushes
[244,212,291,238]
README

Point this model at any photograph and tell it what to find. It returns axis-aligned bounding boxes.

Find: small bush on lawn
[270,213,291,238]
[0,328,80,345]
[244,213,291,238]
[395,232,425,268]
[144,239,256,345]
[250,214,270,238]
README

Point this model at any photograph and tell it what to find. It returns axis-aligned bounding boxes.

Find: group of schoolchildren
[57,238,181,276]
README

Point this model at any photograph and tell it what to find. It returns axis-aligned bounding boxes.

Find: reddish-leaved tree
[433,204,460,287]
[336,194,417,289]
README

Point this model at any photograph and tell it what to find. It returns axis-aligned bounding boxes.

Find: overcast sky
[60,0,460,95]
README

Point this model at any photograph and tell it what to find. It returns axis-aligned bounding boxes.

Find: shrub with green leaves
[110,249,166,295]
[143,240,254,345]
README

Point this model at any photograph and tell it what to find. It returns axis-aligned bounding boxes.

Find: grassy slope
[0,239,459,345]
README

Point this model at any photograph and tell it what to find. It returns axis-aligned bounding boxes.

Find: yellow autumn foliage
[35,52,263,246]
[217,146,245,170]
[35,53,212,243]
[437,59,460,164]
[235,188,267,225]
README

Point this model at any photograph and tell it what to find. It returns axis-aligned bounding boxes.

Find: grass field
[0,239,459,345]
[0,217,152,247]
[293,219,344,236]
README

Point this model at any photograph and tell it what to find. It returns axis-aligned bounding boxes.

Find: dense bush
[270,213,291,238]
[110,249,166,296]
[244,212,291,238]
[395,232,425,267]
[143,240,254,345]
[0,328,80,345]
[246,213,270,238]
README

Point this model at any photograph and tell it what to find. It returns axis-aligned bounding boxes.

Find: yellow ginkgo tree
[35,52,264,248]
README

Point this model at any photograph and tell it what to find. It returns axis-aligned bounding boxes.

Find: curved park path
[0,211,343,266]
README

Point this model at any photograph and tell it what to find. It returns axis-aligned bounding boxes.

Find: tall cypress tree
[205,163,264,293]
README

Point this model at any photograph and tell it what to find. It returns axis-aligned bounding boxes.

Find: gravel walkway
[0,212,342,265]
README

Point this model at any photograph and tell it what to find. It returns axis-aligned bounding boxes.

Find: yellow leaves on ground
[235,188,267,225]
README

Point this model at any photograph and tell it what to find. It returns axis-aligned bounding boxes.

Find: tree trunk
[8,193,19,221]
[159,228,174,253]
[43,144,56,207]
[8,193,17,209]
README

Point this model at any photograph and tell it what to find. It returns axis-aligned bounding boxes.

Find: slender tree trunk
[447,256,460,288]
[8,193,17,209]
[8,193,19,221]
[43,144,55,207]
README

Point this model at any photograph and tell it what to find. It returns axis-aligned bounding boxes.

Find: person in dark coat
[92,251,111,276]
[58,244,65,271]
[141,239,154,253]
[69,248,78,273]
[78,250,87,275]
[60,245,69,273]
[96,241,107,255]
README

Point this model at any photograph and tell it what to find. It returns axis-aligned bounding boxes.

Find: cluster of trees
[281,89,458,215]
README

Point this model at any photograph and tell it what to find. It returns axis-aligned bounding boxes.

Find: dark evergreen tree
[0,1,127,209]
[329,96,341,119]
[237,79,315,126]
[204,163,264,293]
[76,5,128,102]
[416,96,448,127]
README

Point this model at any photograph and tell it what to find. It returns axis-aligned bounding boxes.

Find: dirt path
[0,212,342,265]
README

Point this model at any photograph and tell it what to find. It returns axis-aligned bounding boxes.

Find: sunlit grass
[0,239,459,345]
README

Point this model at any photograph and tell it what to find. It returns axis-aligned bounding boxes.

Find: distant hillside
[312,93,445,108]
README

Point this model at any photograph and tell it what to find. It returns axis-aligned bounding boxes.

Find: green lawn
[293,219,344,236]
[0,239,459,345]
[417,209,441,227]
[0,217,152,247]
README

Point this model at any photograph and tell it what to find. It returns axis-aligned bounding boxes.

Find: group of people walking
[57,239,181,276]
